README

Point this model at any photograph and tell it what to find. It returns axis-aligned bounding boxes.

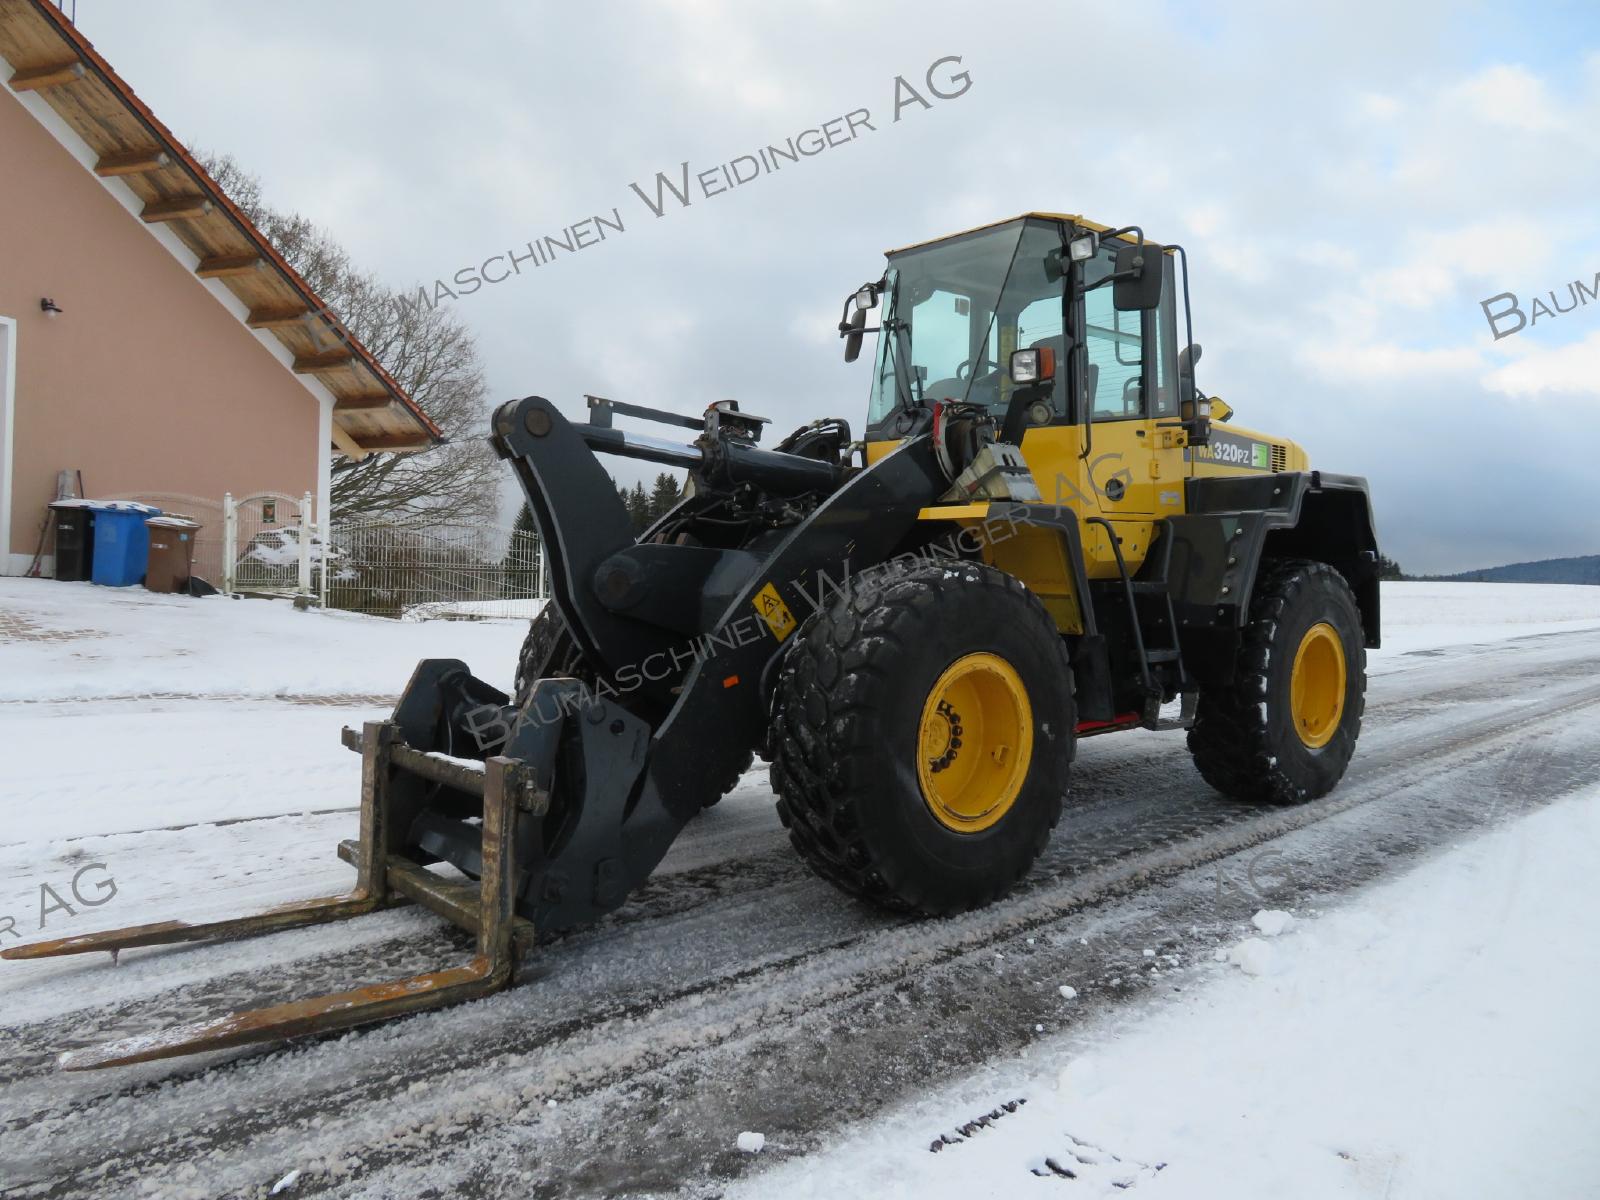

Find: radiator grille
[1271,444,1287,472]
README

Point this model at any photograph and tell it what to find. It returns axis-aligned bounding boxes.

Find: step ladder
[1084,517,1196,731]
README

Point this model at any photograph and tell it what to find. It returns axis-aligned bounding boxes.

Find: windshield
[867,218,1067,428]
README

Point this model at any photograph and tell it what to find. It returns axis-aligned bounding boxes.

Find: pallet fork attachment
[1,720,538,1071]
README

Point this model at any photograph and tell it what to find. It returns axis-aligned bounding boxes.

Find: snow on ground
[0,578,528,702]
[4,576,1600,1195]
[401,597,546,622]
[732,784,1600,1199]
[1369,581,1600,668]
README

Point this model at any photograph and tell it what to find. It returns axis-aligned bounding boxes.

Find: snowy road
[2,582,1599,1198]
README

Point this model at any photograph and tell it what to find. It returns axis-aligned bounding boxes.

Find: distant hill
[1428,556,1600,585]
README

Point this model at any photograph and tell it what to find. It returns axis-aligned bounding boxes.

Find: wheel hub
[1290,622,1347,748]
[916,652,1034,832]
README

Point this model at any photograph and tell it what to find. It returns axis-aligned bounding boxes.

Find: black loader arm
[466,395,948,930]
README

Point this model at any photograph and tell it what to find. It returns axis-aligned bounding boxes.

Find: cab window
[1081,244,1177,421]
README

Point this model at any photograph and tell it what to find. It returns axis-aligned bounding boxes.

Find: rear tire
[1187,558,1366,804]
[770,560,1075,915]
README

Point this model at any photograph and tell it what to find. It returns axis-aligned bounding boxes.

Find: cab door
[1070,247,1185,575]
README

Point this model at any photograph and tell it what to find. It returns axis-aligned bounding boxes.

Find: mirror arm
[1080,267,1144,293]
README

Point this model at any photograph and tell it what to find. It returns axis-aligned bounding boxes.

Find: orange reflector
[1037,346,1055,379]
[723,675,740,689]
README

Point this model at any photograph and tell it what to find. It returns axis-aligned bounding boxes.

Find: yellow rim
[916,652,1034,833]
[1290,622,1347,749]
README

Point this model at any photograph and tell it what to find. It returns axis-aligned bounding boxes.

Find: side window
[1083,268,1144,421]
[1016,294,1066,419]
[1081,241,1184,419]
[1153,257,1179,418]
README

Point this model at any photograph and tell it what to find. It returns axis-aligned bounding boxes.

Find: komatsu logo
[1189,433,1273,471]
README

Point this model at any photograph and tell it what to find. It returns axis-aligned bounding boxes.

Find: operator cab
[851,214,1207,460]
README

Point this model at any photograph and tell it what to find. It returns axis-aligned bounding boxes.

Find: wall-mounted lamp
[40,298,63,317]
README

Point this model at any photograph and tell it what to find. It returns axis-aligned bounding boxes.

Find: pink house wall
[0,82,319,571]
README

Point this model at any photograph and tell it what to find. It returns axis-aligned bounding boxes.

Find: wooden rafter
[246,306,310,330]
[348,432,433,453]
[141,195,213,223]
[293,350,355,374]
[94,148,172,177]
[8,60,83,92]
[335,393,394,412]
[195,254,262,278]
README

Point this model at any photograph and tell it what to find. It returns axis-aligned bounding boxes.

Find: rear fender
[1167,471,1382,651]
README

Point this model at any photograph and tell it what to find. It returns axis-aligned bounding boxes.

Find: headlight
[1009,347,1056,384]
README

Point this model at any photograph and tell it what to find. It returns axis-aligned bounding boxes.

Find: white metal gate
[222,491,319,597]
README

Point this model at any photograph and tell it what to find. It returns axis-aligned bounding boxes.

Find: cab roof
[885,213,1153,257]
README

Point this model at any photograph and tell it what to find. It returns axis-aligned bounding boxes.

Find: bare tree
[199,152,499,523]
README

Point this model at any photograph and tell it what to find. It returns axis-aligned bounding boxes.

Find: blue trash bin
[89,502,161,586]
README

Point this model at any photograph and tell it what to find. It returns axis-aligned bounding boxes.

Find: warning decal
[753,582,797,642]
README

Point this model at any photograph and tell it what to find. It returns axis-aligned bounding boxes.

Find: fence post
[222,492,236,597]
[297,491,314,599]
[536,536,548,600]
[320,509,332,609]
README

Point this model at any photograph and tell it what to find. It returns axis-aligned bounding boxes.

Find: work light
[1009,347,1055,384]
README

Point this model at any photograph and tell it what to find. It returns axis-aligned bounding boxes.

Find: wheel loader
[6,213,1380,1069]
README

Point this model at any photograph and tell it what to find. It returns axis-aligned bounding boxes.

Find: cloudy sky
[68,0,1600,573]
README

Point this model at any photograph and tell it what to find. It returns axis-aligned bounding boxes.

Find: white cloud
[1301,341,1483,380]
[1363,220,1551,309]
[1446,64,1565,132]
[1183,204,1226,238]
[1484,329,1600,398]
[1357,91,1402,120]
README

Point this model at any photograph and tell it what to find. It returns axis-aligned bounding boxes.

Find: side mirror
[1112,242,1164,311]
[843,307,868,363]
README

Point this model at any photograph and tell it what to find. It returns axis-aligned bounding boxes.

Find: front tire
[1188,558,1366,804]
[770,560,1075,914]
[514,604,748,807]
